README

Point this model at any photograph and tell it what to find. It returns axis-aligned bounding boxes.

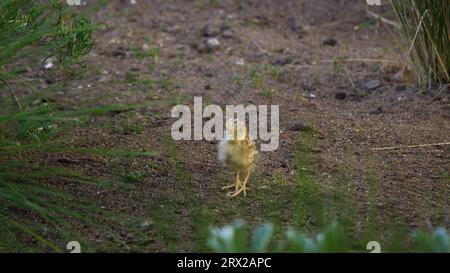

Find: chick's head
[224,119,248,142]
[219,119,257,172]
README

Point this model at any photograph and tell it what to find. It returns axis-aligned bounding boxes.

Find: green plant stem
[1,77,22,111]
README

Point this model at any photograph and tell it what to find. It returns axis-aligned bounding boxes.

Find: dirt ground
[3,0,449,252]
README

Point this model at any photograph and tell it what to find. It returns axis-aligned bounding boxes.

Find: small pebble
[235,58,245,66]
[221,29,234,39]
[323,38,338,46]
[369,106,383,115]
[43,60,54,70]
[99,76,109,83]
[365,79,382,90]
[395,84,406,91]
[271,56,290,66]
[205,38,220,50]
[140,220,154,230]
[288,122,309,132]
[335,92,347,100]
[287,17,302,31]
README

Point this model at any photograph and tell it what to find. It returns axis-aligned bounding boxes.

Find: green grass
[232,76,244,88]
[249,68,264,89]
[326,167,359,245]
[148,194,183,251]
[0,0,168,252]
[256,172,292,243]
[142,135,199,251]
[293,129,326,231]
[0,97,158,252]
[0,0,98,80]
[0,173,114,252]
[391,0,450,84]
[143,78,178,91]
[292,128,395,250]
[160,136,214,252]
[132,47,160,61]
[363,170,382,243]
[116,123,144,135]
[265,64,283,82]
[0,155,154,252]
[260,88,274,98]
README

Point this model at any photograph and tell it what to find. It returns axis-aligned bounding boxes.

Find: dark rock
[335,92,347,100]
[323,38,338,46]
[254,15,271,26]
[45,77,58,85]
[287,17,302,31]
[57,158,76,165]
[247,52,267,62]
[204,85,211,90]
[288,122,309,132]
[369,106,383,115]
[110,46,130,58]
[271,56,291,66]
[395,84,406,91]
[364,79,382,90]
[203,25,219,37]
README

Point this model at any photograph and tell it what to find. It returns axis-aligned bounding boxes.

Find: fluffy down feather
[218,119,257,197]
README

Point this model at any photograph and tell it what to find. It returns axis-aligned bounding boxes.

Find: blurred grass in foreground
[208,221,449,253]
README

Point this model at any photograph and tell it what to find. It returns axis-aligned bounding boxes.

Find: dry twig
[371,142,450,151]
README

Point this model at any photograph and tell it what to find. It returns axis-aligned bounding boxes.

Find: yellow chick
[218,119,257,197]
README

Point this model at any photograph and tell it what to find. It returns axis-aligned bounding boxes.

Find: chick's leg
[227,171,246,197]
[241,168,252,197]
[227,185,244,197]
[222,171,241,190]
